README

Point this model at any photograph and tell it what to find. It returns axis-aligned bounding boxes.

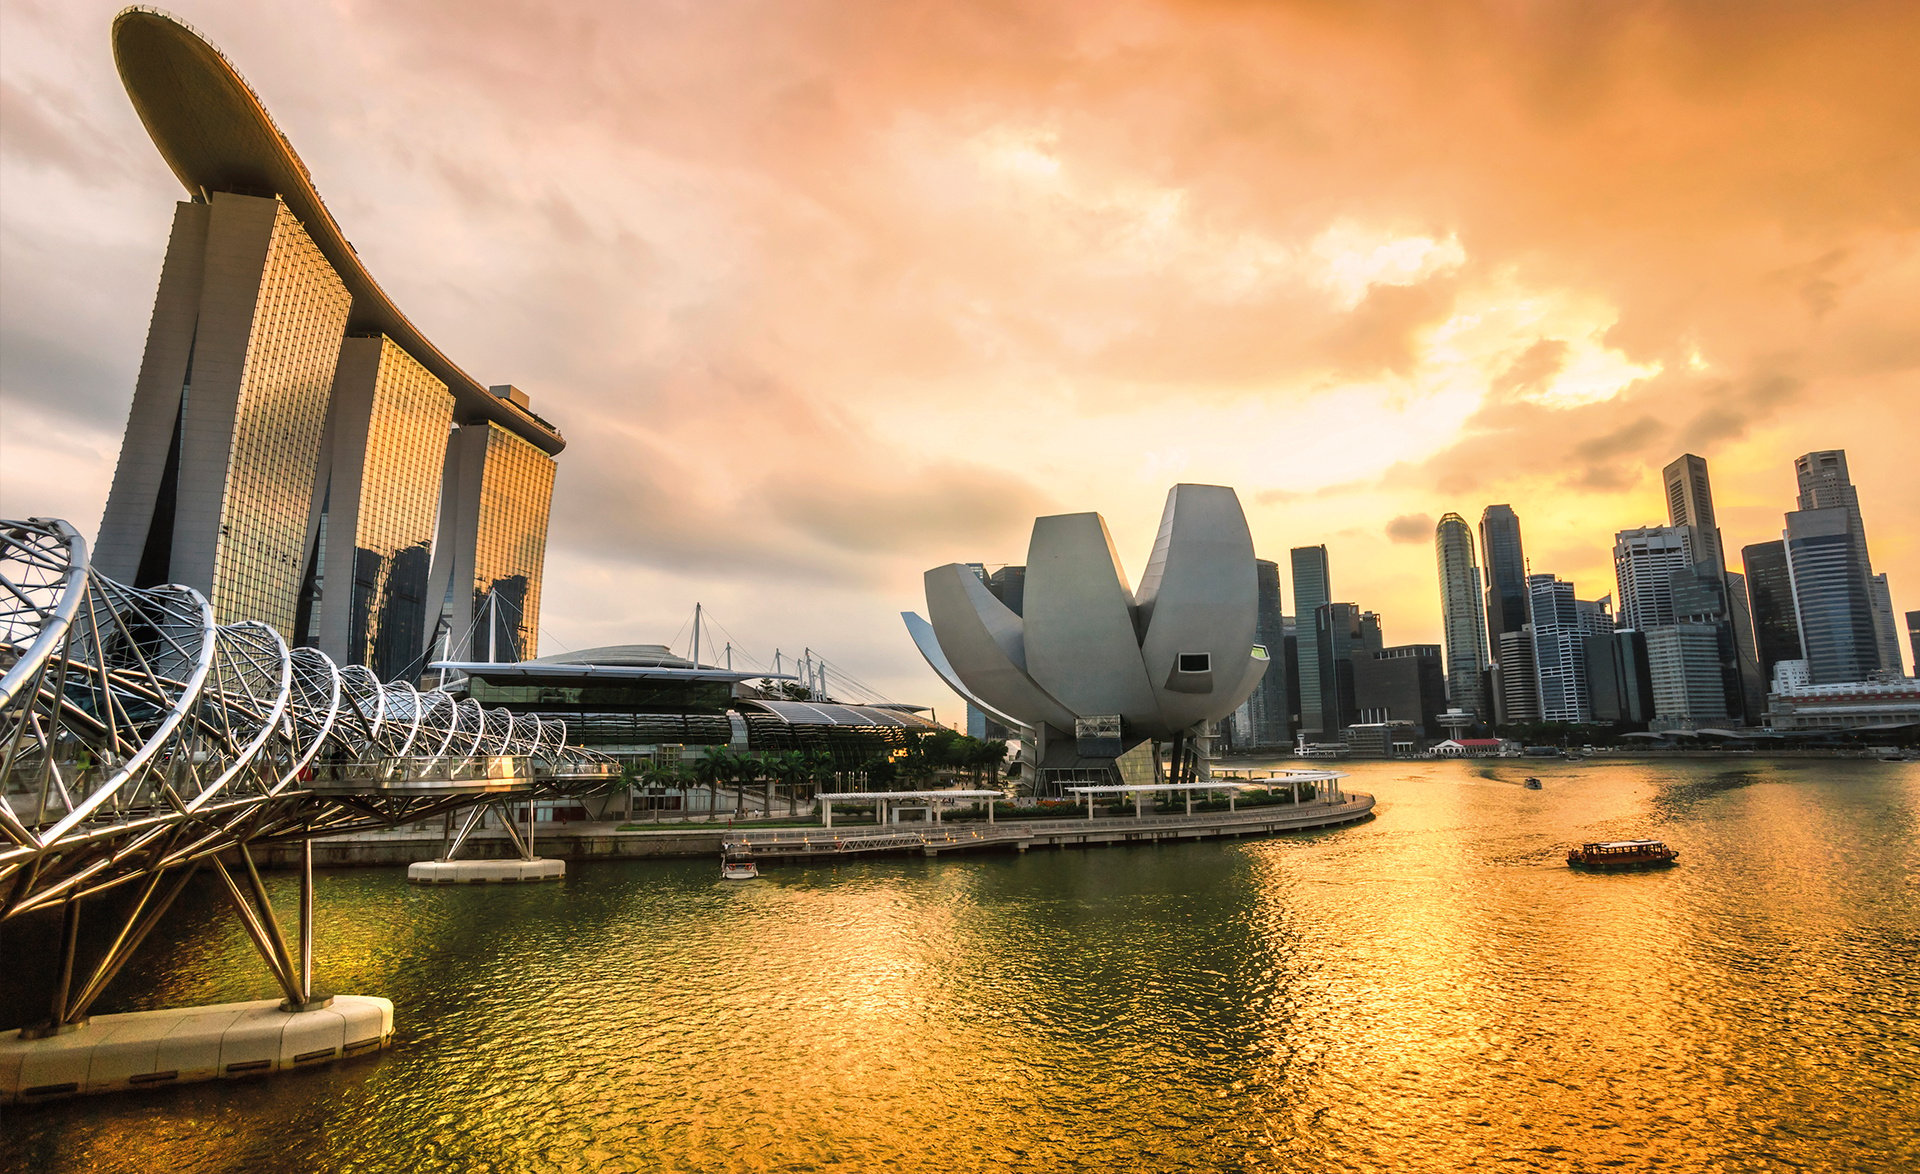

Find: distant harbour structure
[905,485,1269,794]
[94,9,560,676]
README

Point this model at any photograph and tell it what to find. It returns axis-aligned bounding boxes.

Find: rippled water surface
[5,759,1918,1173]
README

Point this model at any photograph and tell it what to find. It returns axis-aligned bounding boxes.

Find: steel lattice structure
[1,518,616,924]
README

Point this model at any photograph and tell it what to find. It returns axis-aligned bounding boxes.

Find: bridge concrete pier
[0,995,393,1104]
[407,858,565,884]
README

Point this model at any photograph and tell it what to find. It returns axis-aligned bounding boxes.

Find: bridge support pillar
[2,995,395,1104]
[408,796,564,883]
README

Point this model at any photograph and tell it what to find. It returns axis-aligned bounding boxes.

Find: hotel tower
[95,10,562,676]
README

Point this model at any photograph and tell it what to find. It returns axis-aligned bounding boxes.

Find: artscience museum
[905,484,1270,794]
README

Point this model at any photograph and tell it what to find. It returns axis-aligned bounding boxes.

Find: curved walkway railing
[0,518,616,920]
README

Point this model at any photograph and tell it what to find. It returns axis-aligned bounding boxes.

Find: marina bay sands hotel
[95,8,560,678]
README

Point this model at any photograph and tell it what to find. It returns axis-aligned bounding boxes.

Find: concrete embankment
[258,795,1375,869]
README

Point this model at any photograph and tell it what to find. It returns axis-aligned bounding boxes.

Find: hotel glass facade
[98,193,352,636]
[303,336,454,679]
[427,422,559,664]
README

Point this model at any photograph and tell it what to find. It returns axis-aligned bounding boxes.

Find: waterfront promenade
[257,790,1377,868]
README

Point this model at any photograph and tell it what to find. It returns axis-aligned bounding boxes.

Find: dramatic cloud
[2,0,1917,706]
[1385,514,1433,545]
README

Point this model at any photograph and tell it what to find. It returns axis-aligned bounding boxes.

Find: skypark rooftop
[112,7,564,453]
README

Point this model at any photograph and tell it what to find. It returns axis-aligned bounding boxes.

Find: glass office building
[1435,513,1491,718]
[1784,507,1880,684]
[1291,546,1331,737]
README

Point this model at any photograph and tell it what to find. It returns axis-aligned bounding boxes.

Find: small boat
[719,849,758,880]
[1566,840,1677,871]
[1522,777,1543,789]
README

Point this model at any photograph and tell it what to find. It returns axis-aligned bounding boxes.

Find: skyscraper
[1585,629,1654,724]
[1662,453,1723,570]
[987,566,1027,617]
[426,419,559,662]
[1870,575,1903,676]
[1795,450,1899,673]
[1908,611,1920,679]
[1434,513,1491,718]
[298,335,452,678]
[96,11,564,673]
[1661,452,1763,717]
[1494,628,1540,724]
[98,191,352,637]
[1645,624,1732,729]
[1291,546,1331,737]
[1527,573,1596,723]
[1314,602,1375,735]
[1745,541,1804,689]
[1783,507,1879,684]
[1614,527,1693,630]
[1479,505,1528,644]
[1240,560,1293,747]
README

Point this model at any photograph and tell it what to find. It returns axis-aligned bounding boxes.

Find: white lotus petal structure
[904,484,1269,751]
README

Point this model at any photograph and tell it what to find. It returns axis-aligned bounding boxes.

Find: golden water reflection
[5,759,1916,1173]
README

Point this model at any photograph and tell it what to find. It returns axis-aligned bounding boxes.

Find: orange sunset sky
[2,0,1915,712]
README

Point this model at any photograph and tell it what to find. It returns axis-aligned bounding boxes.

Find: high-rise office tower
[1240,560,1293,747]
[1661,453,1762,716]
[1480,505,1528,727]
[98,11,564,673]
[1435,513,1491,718]
[1908,611,1920,679]
[1495,628,1540,724]
[1281,616,1300,732]
[987,566,1027,617]
[1645,624,1732,729]
[1527,574,1596,723]
[1354,645,1448,734]
[1795,450,1898,673]
[1614,527,1693,630]
[1291,546,1331,736]
[1783,507,1879,684]
[1585,629,1654,724]
[1314,602,1377,735]
[1869,575,1903,676]
[1479,505,1528,643]
[1742,541,1802,689]
[1662,453,1724,570]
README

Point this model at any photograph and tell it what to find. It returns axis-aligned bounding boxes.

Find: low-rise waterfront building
[1763,677,1920,733]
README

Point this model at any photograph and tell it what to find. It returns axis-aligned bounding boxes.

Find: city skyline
[2,1,1916,715]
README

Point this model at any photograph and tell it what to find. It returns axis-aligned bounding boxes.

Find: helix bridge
[1,517,618,1034]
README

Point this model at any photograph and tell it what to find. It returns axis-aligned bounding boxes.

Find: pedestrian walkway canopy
[816,790,1006,827]
[1066,771,1346,817]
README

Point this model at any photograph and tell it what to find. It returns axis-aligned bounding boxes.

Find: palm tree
[694,747,732,820]
[732,752,766,815]
[800,747,835,815]
[764,750,804,817]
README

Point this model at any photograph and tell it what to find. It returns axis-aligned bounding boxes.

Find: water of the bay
[4,758,1917,1173]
